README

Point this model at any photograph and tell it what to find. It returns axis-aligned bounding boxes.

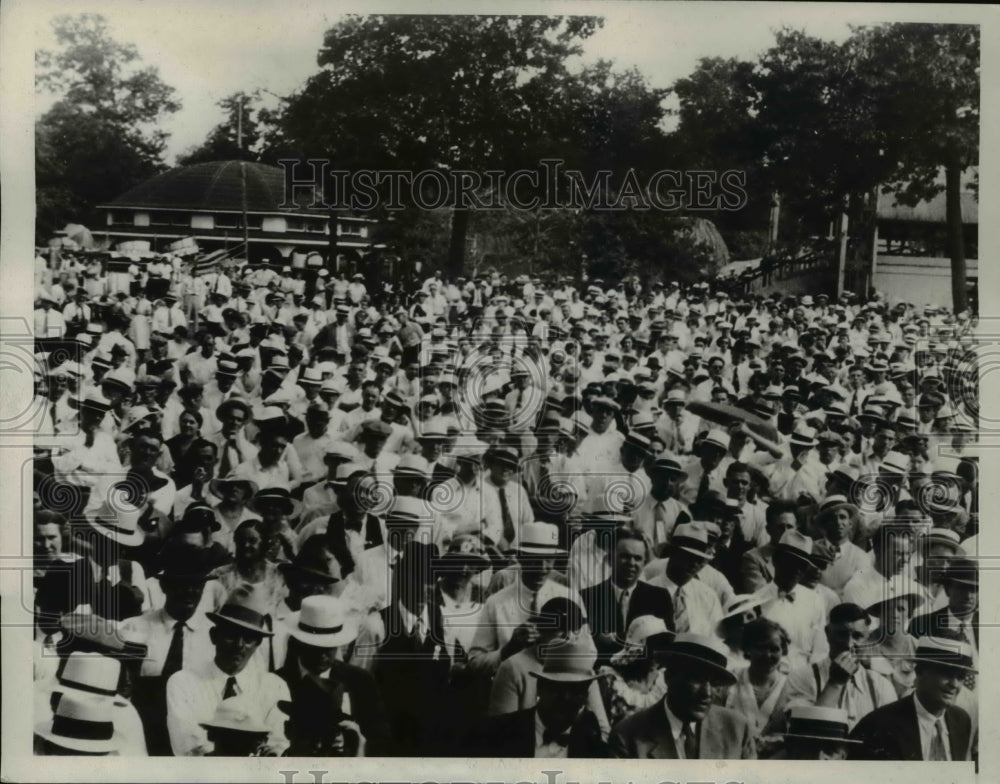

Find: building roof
[103,160,329,215]
[878,169,978,224]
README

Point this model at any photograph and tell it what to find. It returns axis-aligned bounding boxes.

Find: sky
[28,1,981,164]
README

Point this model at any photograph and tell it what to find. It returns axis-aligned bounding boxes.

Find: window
[215,213,238,229]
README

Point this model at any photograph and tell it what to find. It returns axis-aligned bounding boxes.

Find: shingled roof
[104,160,328,214]
[878,168,978,224]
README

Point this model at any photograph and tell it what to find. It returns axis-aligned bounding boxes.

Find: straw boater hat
[286,595,359,649]
[35,693,124,754]
[198,696,270,735]
[249,487,300,518]
[782,706,862,746]
[432,533,492,572]
[656,633,737,685]
[69,389,112,414]
[914,636,977,673]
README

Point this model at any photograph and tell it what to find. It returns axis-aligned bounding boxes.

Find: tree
[850,23,979,312]
[35,14,180,239]
[267,14,603,276]
[177,91,265,165]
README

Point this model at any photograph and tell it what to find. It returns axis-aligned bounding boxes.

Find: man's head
[764,500,798,547]
[871,525,912,578]
[942,558,978,619]
[913,636,976,714]
[664,523,712,587]
[531,635,598,734]
[208,597,270,676]
[723,462,752,503]
[660,634,737,723]
[611,529,648,590]
[34,511,66,559]
[825,603,874,659]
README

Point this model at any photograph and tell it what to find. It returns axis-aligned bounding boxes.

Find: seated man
[469,522,586,675]
[849,637,975,761]
[609,633,755,759]
[165,587,290,756]
[464,636,608,757]
[785,603,896,730]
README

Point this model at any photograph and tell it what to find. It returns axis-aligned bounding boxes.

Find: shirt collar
[913,691,946,723]
[663,702,690,744]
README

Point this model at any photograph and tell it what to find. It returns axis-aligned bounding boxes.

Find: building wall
[874,255,979,307]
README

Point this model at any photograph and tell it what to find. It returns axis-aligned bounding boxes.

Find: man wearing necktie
[610,633,755,759]
[166,589,289,756]
[849,637,975,761]
[580,528,674,664]
[908,558,978,689]
[125,543,215,756]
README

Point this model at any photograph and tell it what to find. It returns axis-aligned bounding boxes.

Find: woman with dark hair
[166,409,203,485]
[723,616,793,758]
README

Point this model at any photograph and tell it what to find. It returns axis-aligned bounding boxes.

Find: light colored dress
[596,665,667,727]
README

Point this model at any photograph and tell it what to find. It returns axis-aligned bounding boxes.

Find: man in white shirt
[842,523,915,608]
[469,522,586,675]
[758,530,829,667]
[166,590,290,756]
[646,522,723,636]
[123,543,220,755]
[786,602,896,730]
[479,446,533,550]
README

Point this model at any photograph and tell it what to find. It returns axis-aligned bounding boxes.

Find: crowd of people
[30,249,980,761]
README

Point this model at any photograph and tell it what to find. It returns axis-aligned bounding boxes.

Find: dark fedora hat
[206,589,274,638]
[657,632,736,684]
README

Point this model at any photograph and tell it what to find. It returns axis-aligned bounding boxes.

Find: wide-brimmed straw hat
[34,693,124,754]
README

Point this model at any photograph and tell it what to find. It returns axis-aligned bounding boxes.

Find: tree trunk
[447,207,470,278]
[945,153,969,313]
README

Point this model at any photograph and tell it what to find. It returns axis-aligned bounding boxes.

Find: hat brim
[34,721,124,754]
[516,545,567,557]
[205,612,274,637]
[249,497,301,519]
[209,478,259,498]
[667,543,712,561]
[287,614,358,648]
[528,670,600,683]
[87,518,144,548]
[782,732,863,745]
[774,545,816,569]
[657,650,736,684]
[277,563,340,585]
[199,720,271,734]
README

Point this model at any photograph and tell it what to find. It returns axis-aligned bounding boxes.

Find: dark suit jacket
[908,607,978,646]
[372,603,453,756]
[580,579,674,663]
[609,702,756,760]
[464,707,609,758]
[276,658,391,756]
[849,694,972,761]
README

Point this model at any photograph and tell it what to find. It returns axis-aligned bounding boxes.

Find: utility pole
[236,97,243,151]
[836,194,849,297]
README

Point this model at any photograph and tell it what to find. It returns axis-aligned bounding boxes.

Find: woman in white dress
[723,616,793,759]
